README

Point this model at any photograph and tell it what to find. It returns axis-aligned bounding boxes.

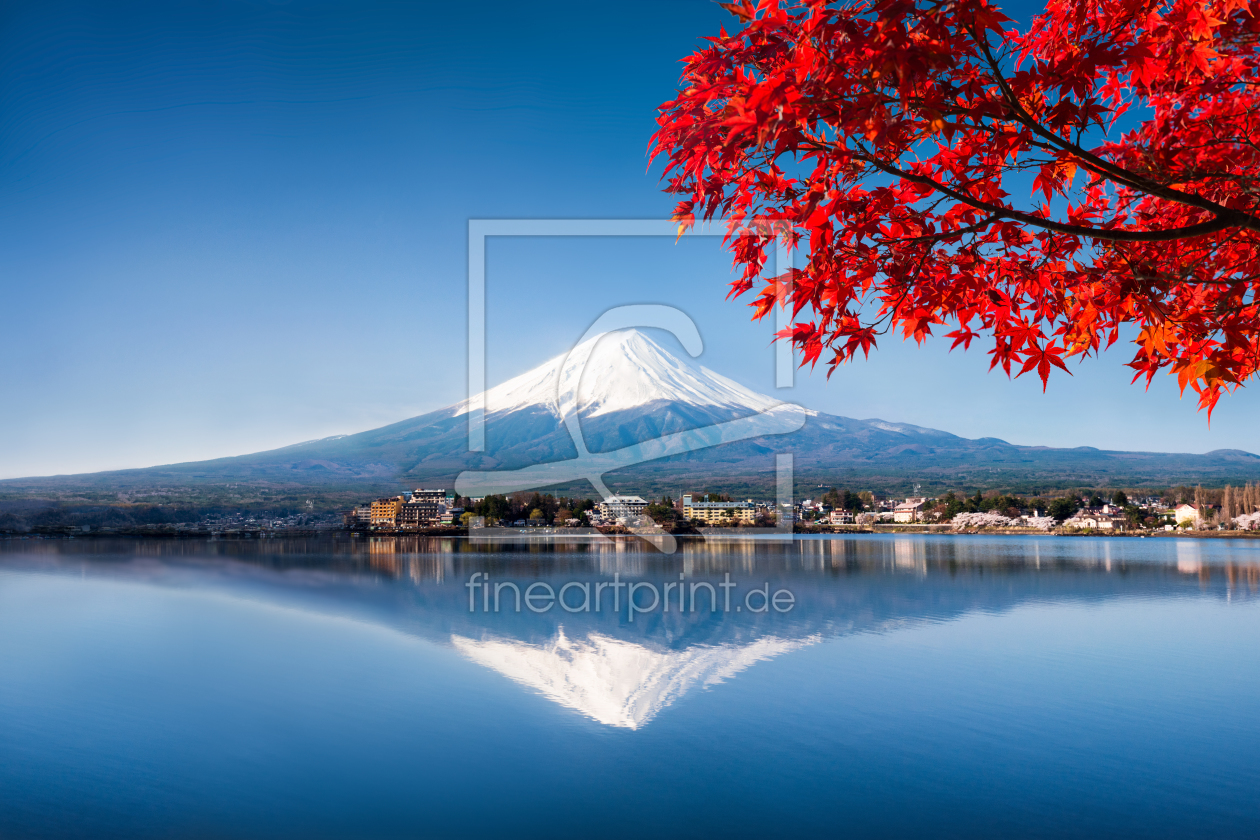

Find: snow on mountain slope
[454,329,786,420]
[451,628,816,729]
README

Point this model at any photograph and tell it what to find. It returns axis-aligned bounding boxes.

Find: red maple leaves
[651,0,1260,416]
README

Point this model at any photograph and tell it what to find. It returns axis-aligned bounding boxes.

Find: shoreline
[3,528,1259,542]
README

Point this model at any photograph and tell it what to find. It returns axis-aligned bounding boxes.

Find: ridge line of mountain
[1,328,1256,495]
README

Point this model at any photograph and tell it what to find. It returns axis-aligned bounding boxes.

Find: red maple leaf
[651,0,1260,416]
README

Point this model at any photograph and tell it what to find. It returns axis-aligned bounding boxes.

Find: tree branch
[855,147,1259,242]
[969,23,1260,230]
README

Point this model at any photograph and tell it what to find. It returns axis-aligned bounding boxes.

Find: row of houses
[352,492,776,530]
[347,489,461,530]
[802,498,927,525]
[1063,505,1131,530]
[601,493,924,526]
[590,494,762,525]
[348,484,1240,531]
[588,494,759,525]
[1066,503,1217,530]
[797,497,928,524]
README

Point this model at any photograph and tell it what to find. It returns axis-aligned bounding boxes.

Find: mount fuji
[6,328,1259,496]
[455,328,785,422]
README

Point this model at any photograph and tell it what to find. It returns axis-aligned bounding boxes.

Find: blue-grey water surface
[2,534,1259,839]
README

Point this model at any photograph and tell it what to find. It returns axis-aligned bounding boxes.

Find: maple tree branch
[847,142,1258,241]
[654,0,1260,413]
[856,247,937,337]
[969,23,1260,230]
[877,214,1002,245]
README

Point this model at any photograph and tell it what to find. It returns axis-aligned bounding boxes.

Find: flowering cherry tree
[652,0,1260,415]
[951,510,1014,527]
[1024,514,1057,530]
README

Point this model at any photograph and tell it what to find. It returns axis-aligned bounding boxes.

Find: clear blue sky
[1,0,1255,480]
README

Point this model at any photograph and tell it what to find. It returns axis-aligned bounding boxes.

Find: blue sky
[1,0,1255,480]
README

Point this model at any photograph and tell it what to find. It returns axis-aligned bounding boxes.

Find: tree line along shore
[3,483,1258,538]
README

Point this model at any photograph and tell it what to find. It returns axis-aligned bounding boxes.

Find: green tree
[645,501,678,526]
[1048,498,1080,522]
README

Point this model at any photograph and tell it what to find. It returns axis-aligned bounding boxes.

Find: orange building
[370,497,403,527]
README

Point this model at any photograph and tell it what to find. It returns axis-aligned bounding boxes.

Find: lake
[2,534,1259,839]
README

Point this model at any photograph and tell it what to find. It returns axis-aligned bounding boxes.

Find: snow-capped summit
[451,629,815,729]
[455,329,783,421]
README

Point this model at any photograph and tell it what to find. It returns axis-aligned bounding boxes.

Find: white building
[1065,512,1125,530]
[599,495,649,520]
[1173,503,1201,526]
[893,498,927,523]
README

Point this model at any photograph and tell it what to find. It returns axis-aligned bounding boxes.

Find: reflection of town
[4,535,1260,727]
[367,538,458,583]
[355,533,1260,594]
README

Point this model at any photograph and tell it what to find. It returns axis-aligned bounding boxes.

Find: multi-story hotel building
[682,495,755,524]
[396,489,447,529]
[598,495,649,520]
[370,496,404,527]
[397,502,424,530]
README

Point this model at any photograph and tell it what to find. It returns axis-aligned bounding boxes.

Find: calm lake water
[2,534,1259,839]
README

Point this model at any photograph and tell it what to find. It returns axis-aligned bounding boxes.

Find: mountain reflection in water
[4,534,1260,840]
[4,534,1259,731]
